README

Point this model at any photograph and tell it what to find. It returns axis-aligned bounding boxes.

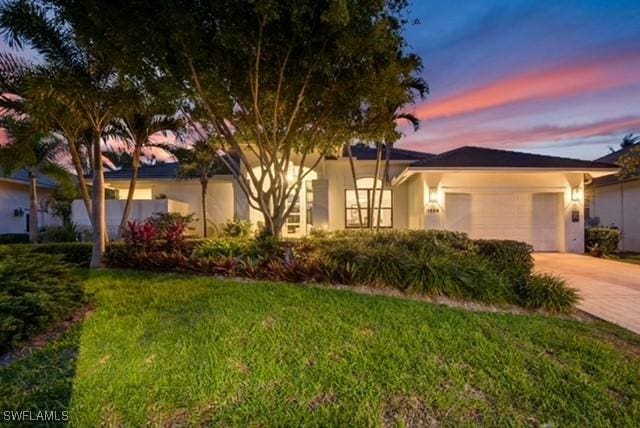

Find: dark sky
[399,0,640,159]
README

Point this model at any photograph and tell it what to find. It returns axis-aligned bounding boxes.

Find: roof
[103,162,182,180]
[594,145,636,164]
[0,167,58,189]
[410,146,619,170]
[339,144,434,161]
[590,144,639,187]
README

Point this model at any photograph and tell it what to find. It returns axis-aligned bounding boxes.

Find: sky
[2,1,639,161]
[398,0,640,159]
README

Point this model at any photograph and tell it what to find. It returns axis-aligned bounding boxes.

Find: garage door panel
[445,192,562,251]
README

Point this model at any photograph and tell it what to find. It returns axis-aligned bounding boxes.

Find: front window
[345,178,392,228]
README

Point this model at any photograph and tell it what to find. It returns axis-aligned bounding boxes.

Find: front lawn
[609,252,640,266]
[2,269,640,426]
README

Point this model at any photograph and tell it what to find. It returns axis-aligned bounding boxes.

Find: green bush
[517,273,578,312]
[221,218,253,238]
[0,250,86,353]
[585,228,620,255]
[0,233,29,244]
[31,242,93,267]
[38,223,80,243]
[475,239,534,287]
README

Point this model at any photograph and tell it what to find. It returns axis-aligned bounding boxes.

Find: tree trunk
[370,140,383,231]
[117,144,142,238]
[346,144,364,228]
[68,139,93,221]
[28,172,38,244]
[90,135,106,268]
[376,142,392,229]
[201,177,208,237]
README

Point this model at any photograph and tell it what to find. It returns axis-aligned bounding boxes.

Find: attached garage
[444,192,563,251]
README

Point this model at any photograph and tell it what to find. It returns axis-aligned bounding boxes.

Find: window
[345,178,392,228]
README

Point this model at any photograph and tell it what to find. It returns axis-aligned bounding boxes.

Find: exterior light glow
[571,187,581,202]
[428,187,438,203]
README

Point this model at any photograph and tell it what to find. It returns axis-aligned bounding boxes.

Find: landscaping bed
[2,269,637,426]
[105,224,578,312]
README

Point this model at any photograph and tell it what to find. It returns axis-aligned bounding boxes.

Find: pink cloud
[414,52,640,122]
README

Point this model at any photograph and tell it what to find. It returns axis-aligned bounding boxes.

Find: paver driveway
[534,253,640,334]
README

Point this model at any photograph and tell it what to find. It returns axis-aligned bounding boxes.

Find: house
[72,145,618,252]
[586,145,640,251]
[0,168,61,234]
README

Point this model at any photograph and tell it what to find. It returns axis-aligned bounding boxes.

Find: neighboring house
[72,145,617,252]
[586,145,640,251]
[0,168,61,234]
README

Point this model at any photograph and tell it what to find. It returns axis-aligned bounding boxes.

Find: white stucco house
[72,145,618,253]
[0,168,61,235]
[586,145,640,251]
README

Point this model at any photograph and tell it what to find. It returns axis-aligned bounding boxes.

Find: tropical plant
[0,116,67,243]
[620,133,640,148]
[0,0,129,267]
[157,138,225,237]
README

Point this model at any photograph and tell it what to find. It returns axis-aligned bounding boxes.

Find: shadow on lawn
[0,269,91,427]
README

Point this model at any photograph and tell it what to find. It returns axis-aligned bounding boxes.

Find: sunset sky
[399,0,640,159]
[2,0,640,161]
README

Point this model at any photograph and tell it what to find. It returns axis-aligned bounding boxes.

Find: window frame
[344,187,393,229]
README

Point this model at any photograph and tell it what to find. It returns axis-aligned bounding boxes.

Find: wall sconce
[571,187,581,202]
[428,187,439,203]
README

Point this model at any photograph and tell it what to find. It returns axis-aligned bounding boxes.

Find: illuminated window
[345,178,392,228]
[118,188,153,200]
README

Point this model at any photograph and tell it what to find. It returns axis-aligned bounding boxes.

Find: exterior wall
[0,180,60,234]
[318,160,410,230]
[589,180,640,251]
[406,171,585,253]
[74,178,235,237]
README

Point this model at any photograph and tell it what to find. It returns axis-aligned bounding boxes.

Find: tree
[157,138,224,237]
[620,133,640,148]
[0,116,66,242]
[618,146,640,179]
[0,0,128,267]
[51,0,425,237]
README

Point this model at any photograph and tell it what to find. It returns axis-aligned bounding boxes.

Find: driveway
[534,253,640,335]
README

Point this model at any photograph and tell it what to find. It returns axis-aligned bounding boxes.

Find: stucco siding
[0,180,59,234]
[589,180,640,251]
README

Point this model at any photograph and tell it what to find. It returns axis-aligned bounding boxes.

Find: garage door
[444,192,562,251]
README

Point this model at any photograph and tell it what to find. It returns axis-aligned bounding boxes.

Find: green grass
[2,269,640,426]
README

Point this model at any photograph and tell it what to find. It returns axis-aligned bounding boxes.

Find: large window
[345,178,392,228]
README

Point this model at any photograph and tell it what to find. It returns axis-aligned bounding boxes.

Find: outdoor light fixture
[428,187,439,203]
[571,187,581,202]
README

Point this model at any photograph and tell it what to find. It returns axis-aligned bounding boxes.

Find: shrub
[147,212,195,235]
[0,250,86,353]
[474,239,534,287]
[30,243,94,267]
[585,228,620,255]
[0,233,29,244]
[38,223,80,243]
[221,218,253,238]
[195,238,250,259]
[517,273,578,312]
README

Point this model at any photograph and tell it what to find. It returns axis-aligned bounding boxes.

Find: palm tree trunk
[370,140,383,231]
[69,139,93,220]
[117,144,142,238]
[201,177,208,237]
[376,142,392,229]
[28,172,38,244]
[346,144,364,228]
[90,135,106,268]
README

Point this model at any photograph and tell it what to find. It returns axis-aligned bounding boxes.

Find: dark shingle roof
[410,146,618,170]
[594,145,636,164]
[340,144,434,161]
[103,162,181,180]
[0,168,58,189]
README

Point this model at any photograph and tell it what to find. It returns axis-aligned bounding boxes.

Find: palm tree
[621,133,640,148]
[110,109,183,238]
[157,138,224,237]
[0,116,67,243]
[1,2,128,267]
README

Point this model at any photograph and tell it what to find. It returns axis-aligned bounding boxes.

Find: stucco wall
[589,180,640,251]
[0,180,59,234]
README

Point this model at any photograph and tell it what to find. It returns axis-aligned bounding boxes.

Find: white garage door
[445,192,562,251]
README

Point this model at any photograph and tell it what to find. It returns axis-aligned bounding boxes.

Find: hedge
[585,228,620,255]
